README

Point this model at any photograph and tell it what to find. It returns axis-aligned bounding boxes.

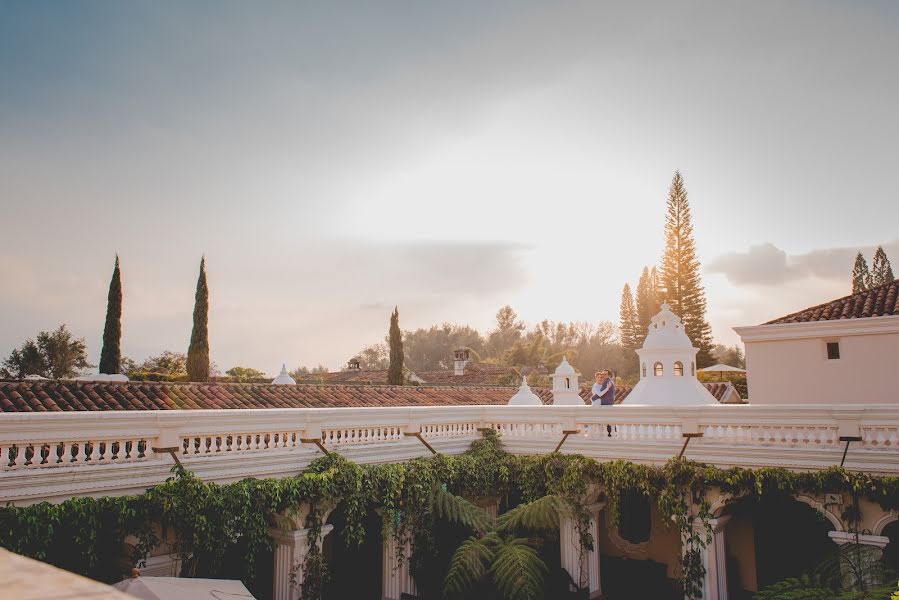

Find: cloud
[707,238,899,287]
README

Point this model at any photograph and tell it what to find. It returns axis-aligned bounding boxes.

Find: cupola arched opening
[674,361,684,376]
[653,362,663,377]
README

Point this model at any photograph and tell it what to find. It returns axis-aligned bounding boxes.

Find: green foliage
[852,252,872,294]
[99,255,122,375]
[224,366,267,382]
[871,245,895,287]
[4,431,899,599]
[659,170,714,367]
[619,284,639,352]
[1,324,93,379]
[388,307,404,385]
[187,257,210,382]
[634,266,660,347]
[491,537,548,600]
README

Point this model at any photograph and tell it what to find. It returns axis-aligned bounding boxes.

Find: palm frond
[432,488,493,532]
[496,495,563,533]
[491,537,547,600]
[754,574,837,599]
[443,533,498,597]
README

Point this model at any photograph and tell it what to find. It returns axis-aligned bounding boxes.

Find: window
[674,361,684,376]
[618,488,651,544]
[565,377,570,389]
[642,363,647,377]
[654,362,663,377]
[827,342,840,360]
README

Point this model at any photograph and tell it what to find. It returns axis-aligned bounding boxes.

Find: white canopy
[698,364,746,373]
[113,576,255,600]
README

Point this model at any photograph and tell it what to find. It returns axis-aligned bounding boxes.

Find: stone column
[382,533,416,600]
[271,523,334,600]
[685,515,730,600]
[560,502,604,599]
[828,531,890,588]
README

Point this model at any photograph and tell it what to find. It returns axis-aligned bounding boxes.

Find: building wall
[744,331,899,404]
[598,503,682,579]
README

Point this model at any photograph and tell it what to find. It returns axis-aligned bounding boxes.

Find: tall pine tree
[387,307,404,385]
[851,252,871,294]
[98,255,122,374]
[870,246,895,287]
[619,284,638,351]
[659,170,714,367]
[187,257,210,382]
[634,267,654,346]
[650,266,661,312]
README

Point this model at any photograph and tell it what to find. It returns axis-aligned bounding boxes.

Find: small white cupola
[624,304,717,405]
[551,356,585,405]
[453,347,471,376]
[271,364,296,385]
[347,357,361,371]
[508,378,543,405]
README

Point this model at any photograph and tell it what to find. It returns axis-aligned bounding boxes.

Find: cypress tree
[851,252,871,294]
[387,307,404,385]
[659,170,714,367]
[187,257,210,382]
[619,284,638,351]
[634,266,660,346]
[98,255,122,374]
[649,266,661,313]
[870,246,895,287]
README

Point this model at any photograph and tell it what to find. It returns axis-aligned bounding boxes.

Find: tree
[187,257,210,382]
[658,170,714,367]
[403,324,485,371]
[870,245,895,287]
[126,351,187,378]
[387,307,404,385]
[851,252,871,294]
[634,266,661,346]
[1,325,93,379]
[99,255,122,374]
[486,306,525,359]
[225,366,267,382]
[350,343,389,370]
[619,284,638,351]
[711,344,745,368]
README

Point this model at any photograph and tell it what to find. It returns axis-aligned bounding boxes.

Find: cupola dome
[271,364,296,385]
[551,356,584,405]
[508,378,543,405]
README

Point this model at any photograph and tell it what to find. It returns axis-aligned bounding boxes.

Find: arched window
[565,377,570,389]
[641,363,647,377]
[674,361,684,376]
[618,488,651,544]
[691,362,695,376]
[653,362,663,377]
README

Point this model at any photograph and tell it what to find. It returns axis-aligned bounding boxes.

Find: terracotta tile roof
[293,362,519,387]
[0,380,554,412]
[765,278,899,325]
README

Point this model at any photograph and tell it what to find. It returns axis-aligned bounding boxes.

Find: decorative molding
[734,315,899,343]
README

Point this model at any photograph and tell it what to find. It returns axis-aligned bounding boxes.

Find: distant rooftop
[766,278,898,325]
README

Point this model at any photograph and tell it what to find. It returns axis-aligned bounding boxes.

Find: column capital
[829,531,890,549]
[689,514,730,533]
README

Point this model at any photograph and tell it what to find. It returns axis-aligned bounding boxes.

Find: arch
[793,494,843,532]
[873,510,898,536]
[653,362,663,377]
[673,361,684,376]
[565,377,570,389]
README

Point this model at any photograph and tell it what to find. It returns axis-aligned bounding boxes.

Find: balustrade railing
[2,405,898,476]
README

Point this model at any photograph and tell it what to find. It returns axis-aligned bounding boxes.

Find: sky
[1,1,898,375]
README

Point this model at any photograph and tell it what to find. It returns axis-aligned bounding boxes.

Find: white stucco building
[734,279,899,404]
[624,303,718,406]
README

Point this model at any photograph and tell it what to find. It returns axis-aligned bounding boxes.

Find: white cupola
[453,347,471,376]
[551,356,585,405]
[271,364,296,385]
[508,378,543,405]
[623,304,717,405]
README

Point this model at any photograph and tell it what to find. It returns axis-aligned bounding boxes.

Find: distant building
[734,279,899,403]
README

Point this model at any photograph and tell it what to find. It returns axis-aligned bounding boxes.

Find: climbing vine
[2,430,898,599]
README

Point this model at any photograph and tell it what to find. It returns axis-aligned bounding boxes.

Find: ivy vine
[1,430,898,600]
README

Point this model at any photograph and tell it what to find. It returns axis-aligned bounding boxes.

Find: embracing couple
[591,370,615,406]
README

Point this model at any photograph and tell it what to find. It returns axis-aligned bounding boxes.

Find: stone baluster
[560,502,605,599]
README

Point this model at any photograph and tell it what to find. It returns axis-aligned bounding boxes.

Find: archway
[321,504,382,600]
[882,520,899,573]
[722,495,838,598]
